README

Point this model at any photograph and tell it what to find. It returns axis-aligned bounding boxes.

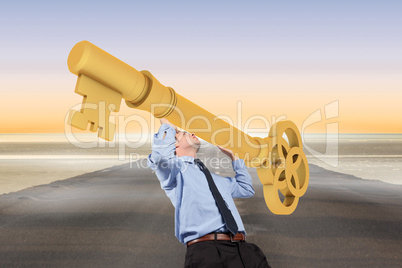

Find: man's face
[175,129,201,151]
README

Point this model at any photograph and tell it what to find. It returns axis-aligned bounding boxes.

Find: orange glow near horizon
[1,71,401,134]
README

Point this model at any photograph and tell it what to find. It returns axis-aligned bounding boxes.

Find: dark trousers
[184,240,271,268]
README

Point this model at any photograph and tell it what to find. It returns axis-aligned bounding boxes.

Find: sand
[0,139,150,195]
[0,158,131,195]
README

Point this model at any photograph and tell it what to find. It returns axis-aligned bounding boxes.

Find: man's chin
[191,143,201,150]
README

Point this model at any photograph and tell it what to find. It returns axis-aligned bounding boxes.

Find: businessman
[147,118,270,268]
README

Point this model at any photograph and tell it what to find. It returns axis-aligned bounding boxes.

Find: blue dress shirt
[147,124,255,245]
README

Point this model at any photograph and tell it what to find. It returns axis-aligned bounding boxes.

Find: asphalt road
[0,160,401,267]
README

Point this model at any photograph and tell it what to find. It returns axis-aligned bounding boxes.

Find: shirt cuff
[232,158,246,170]
[154,123,176,144]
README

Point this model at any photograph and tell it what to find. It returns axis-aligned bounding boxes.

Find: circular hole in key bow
[271,145,279,161]
[290,174,296,188]
[282,132,290,144]
[292,154,299,163]
[278,169,286,182]
[281,145,288,159]
[278,189,285,203]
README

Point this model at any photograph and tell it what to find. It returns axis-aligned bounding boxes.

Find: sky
[0,0,401,135]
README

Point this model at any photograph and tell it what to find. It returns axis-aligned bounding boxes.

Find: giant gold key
[67,40,309,215]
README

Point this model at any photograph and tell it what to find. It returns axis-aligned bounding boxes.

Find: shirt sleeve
[147,124,182,192]
[229,158,255,198]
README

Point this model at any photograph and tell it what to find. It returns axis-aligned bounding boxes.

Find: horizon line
[1,132,402,135]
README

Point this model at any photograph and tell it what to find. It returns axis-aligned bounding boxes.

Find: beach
[0,134,401,267]
[0,134,150,195]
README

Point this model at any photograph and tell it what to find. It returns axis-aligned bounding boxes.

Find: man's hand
[159,118,178,140]
[217,145,239,161]
[160,118,177,131]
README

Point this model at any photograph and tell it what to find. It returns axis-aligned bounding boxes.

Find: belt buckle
[230,233,240,243]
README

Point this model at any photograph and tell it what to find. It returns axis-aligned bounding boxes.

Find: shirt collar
[179,155,196,164]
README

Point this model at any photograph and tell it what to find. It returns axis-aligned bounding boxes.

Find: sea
[302,133,402,185]
[0,133,401,195]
